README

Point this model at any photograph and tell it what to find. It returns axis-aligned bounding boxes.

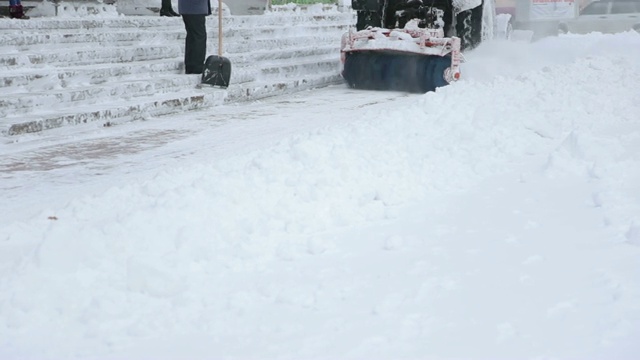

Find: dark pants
[182,15,207,74]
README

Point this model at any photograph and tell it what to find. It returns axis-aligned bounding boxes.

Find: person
[9,0,29,19]
[160,0,179,17]
[178,0,211,74]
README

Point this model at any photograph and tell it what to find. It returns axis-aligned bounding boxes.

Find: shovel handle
[218,0,223,56]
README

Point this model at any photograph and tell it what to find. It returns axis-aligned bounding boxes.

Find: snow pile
[1,31,640,359]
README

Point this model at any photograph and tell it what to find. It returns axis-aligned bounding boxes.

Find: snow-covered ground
[1,29,640,359]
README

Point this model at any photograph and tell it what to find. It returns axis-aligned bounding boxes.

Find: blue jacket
[178,0,211,15]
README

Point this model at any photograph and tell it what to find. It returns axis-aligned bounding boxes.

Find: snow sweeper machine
[341,0,505,93]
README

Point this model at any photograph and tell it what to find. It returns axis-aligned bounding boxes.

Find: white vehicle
[559,0,640,34]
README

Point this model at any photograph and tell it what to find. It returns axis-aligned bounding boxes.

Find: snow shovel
[201,0,231,88]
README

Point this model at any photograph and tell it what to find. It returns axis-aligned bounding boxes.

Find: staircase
[0,11,351,136]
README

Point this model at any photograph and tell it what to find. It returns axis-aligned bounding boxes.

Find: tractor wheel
[455,1,484,51]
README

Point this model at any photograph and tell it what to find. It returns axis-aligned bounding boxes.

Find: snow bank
[1,31,640,359]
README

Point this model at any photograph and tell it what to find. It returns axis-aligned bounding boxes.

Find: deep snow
[1,22,640,360]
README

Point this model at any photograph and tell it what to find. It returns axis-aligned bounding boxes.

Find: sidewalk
[0,85,407,222]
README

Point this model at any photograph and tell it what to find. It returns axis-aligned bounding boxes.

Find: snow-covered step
[0,17,185,31]
[4,87,220,136]
[225,24,348,41]
[222,58,340,86]
[0,15,348,33]
[0,74,204,117]
[0,44,338,92]
[0,11,351,136]
[0,25,345,53]
[0,13,351,31]
[0,58,183,89]
[225,34,341,54]
[228,72,343,102]
[0,35,340,64]
[0,35,339,68]
[0,44,184,68]
[0,44,339,76]
[0,43,339,92]
[259,57,340,79]
[3,71,343,136]
[0,29,185,47]
[230,44,339,66]
[0,56,339,115]
[226,14,351,28]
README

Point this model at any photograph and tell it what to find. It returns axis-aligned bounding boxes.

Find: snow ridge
[2,32,640,359]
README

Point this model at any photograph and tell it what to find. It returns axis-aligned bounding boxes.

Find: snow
[1,14,640,359]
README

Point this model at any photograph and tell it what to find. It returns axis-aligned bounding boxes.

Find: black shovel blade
[201,55,231,88]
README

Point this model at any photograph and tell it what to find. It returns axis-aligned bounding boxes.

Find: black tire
[455,2,484,51]
[356,10,382,30]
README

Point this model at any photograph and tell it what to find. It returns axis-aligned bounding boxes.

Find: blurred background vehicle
[558,0,640,34]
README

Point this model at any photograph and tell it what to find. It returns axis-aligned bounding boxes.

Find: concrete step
[0,29,185,47]
[259,56,340,79]
[225,72,343,104]
[226,14,351,28]
[0,43,339,90]
[0,24,346,51]
[3,87,221,136]
[0,37,341,69]
[0,17,183,31]
[3,71,344,136]
[0,43,183,68]
[0,54,341,114]
[0,74,199,117]
[232,55,341,83]
[0,58,183,89]
[0,14,351,31]
[225,34,341,54]
[232,44,340,66]
[0,42,339,74]
[226,23,347,41]
[0,13,351,136]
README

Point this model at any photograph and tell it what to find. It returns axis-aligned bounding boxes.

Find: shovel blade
[201,55,231,88]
